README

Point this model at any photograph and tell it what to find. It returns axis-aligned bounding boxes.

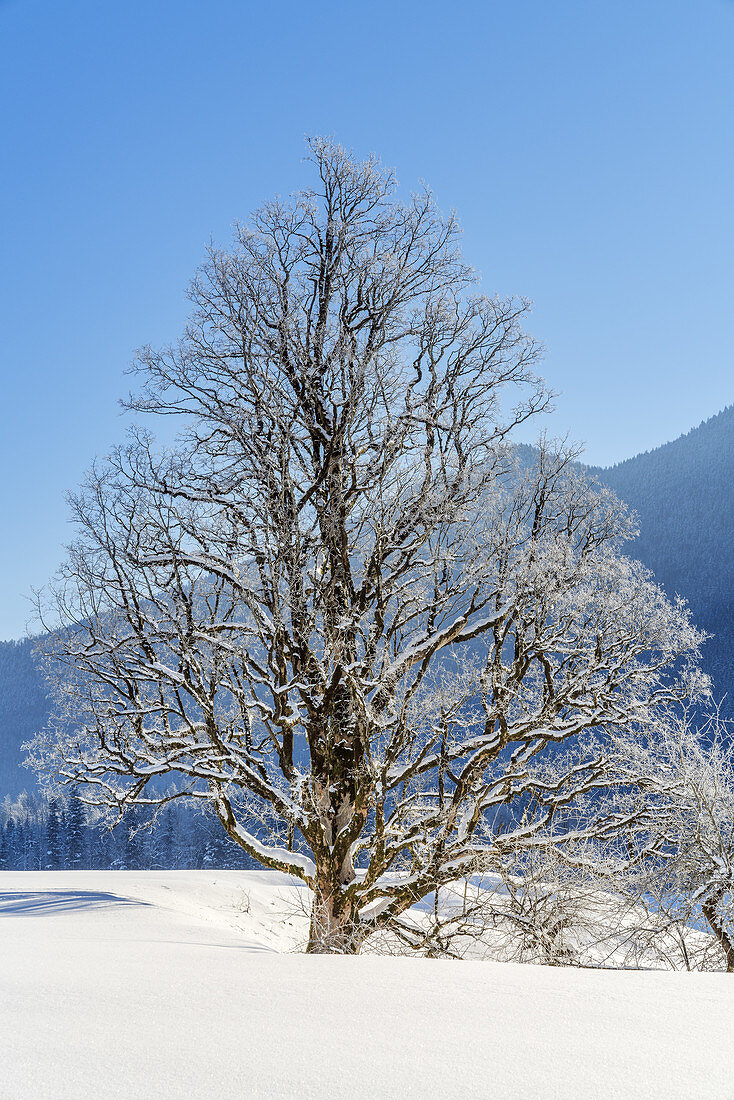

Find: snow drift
[0,870,731,1099]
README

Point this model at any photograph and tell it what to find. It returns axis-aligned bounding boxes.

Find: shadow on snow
[0,891,149,915]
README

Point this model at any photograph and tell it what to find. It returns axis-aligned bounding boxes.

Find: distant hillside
[589,404,734,709]
[0,638,49,797]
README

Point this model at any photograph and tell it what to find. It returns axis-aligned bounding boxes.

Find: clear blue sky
[1,0,733,639]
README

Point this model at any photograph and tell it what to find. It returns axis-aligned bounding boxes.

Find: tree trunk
[701,898,734,973]
[305,686,367,954]
[306,882,361,954]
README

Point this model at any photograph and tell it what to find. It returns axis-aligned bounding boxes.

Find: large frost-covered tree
[30,139,705,952]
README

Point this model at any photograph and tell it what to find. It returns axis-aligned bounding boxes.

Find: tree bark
[306,879,361,954]
[701,897,734,972]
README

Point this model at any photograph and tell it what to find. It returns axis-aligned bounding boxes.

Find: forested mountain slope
[588,404,734,712]
[1,406,732,800]
[0,638,49,797]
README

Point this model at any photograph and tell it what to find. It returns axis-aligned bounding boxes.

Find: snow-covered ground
[0,871,731,1099]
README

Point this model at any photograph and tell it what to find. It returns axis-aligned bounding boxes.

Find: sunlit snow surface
[0,870,731,1098]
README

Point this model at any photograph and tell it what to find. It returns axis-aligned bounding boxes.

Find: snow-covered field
[0,871,731,1099]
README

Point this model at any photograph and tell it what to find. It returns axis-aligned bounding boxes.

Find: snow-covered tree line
[27,138,730,958]
[0,791,257,872]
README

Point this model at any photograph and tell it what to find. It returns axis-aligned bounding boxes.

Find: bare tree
[28,139,705,953]
[614,710,734,971]
[472,813,722,971]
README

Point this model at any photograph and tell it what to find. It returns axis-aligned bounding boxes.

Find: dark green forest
[587,404,734,712]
